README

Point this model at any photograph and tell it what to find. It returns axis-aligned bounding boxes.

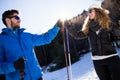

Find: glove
[14,57,25,71]
[55,19,64,28]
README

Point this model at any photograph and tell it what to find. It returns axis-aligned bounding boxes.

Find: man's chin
[15,26,20,28]
[17,26,20,28]
[16,24,20,28]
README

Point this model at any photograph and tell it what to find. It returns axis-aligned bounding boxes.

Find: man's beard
[13,25,20,28]
[11,21,20,28]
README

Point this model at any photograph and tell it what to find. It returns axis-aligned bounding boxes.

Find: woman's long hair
[82,8,111,35]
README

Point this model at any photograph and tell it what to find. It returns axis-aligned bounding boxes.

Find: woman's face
[88,9,96,20]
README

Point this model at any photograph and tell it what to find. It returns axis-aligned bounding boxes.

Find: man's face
[6,13,21,28]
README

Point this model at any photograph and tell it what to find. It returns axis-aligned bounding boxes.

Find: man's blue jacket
[0,26,60,80]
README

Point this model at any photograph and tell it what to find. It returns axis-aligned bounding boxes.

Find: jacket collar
[1,28,25,37]
[2,28,25,32]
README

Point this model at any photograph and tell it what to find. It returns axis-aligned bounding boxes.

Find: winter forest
[34,0,120,80]
[35,0,120,71]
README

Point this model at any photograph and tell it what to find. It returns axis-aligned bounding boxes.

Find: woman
[80,2,120,80]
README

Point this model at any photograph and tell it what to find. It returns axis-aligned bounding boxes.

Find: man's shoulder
[0,32,4,36]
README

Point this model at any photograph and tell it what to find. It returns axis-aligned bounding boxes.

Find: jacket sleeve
[31,26,60,46]
[0,46,16,74]
[69,30,88,40]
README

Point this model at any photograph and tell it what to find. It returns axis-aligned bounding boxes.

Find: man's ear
[5,18,11,27]
[5,18,10,23]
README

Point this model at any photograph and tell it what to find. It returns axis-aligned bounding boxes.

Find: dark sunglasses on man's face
[8,16,20,20]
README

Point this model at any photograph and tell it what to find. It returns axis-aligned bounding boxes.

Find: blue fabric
[0,26,60,80]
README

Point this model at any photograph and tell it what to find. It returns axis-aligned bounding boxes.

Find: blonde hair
[82,8,111,35]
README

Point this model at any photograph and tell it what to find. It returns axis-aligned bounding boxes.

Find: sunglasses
[89,10,92,13]
[8,16,20,20]
[88,9,95,13]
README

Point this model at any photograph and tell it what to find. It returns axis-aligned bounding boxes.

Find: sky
[0,0,96,34]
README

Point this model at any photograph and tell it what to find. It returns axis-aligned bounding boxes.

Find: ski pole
[65,27,72,80]
[62,22,70,80]
[20,56,25,80]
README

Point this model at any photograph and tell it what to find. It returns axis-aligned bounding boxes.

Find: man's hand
[55,19,64,28]
[14,57,25,71]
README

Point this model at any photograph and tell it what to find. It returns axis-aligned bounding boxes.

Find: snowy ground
[43,48,120,80]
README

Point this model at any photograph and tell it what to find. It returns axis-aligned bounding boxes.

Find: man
[0,9,63,80]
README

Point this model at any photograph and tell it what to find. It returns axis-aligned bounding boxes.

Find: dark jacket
[88,21,116,56]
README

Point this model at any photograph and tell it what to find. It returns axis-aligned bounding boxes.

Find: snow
[43,48,120,80]
[43,52,99,80]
